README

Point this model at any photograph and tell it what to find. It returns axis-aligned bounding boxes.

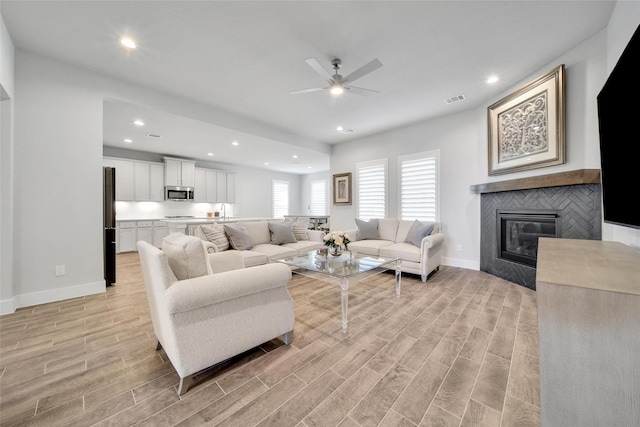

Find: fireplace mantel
[470,169,600,194]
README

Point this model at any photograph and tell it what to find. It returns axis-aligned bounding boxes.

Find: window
[310,179,326,215]
[398,150,439,221]
[272,180,289,218]
[356,159,387,220]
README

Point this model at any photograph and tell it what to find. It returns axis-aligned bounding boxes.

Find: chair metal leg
[177,375,194,396]
[282,330,293,345]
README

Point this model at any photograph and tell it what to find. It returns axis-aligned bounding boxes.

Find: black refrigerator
[104,166,116,286]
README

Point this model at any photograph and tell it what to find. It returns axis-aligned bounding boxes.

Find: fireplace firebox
[497,210,560,267]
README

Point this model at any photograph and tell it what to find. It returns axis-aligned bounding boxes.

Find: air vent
[445,94,466,104]
[146,133,161,138]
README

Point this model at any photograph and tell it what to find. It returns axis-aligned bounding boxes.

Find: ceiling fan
[290,57,383,96]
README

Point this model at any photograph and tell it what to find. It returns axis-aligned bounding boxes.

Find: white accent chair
[136,234,295,396]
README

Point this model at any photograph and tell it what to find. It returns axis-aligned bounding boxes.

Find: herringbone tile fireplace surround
[472,170,602,289]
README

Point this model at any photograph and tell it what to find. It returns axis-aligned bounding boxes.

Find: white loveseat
[345,218,445,282]
[192,219,324,267]
[136,233,295,396]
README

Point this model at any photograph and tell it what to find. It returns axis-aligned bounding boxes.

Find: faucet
[220,203,226,221]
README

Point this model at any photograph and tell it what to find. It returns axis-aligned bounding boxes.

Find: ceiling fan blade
[343,58,383,84]
[289,87,327,95]
[346,85,380,96]
[305,58,334,81]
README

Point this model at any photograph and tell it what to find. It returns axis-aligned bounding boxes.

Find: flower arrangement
[323,231,351,255]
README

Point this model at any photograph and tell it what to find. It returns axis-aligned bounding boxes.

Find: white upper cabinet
[149,163,165,202]
[113,159,134,201]
[104,157,164,202]
[164,157,196,187]
[226,173,235,203]
[195,168,219,203]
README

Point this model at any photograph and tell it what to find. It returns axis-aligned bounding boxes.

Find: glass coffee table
[276,250,401,333]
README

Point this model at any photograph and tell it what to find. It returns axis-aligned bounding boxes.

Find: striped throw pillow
[199,224,230,251]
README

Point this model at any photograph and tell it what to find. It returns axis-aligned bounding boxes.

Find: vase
[331,246,342,256]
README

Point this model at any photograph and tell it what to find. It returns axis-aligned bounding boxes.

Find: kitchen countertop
[160,217,275,224]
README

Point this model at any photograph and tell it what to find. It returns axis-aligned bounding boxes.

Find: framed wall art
[333,172,352,205]
[488,64,566,176]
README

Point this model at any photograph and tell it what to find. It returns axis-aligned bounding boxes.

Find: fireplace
[497,210,559,267]
[471,170,602,290]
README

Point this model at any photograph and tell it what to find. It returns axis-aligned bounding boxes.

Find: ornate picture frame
[488,64,566,176]
[333,172,352,205]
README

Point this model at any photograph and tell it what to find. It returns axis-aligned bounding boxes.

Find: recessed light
[133,119,145,126]
[336,126,344,131]
[119,37,137,49]
[232,141,239,146]
[487,75,499,84]
[207,152,214,156]
[307,166,313,169]
[264,162,269,165]
[123,138,132,143]
[292,155,298,159]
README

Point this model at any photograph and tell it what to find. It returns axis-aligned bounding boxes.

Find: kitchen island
[160,217,275,234]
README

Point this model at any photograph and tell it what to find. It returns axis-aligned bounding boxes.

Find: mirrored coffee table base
[276,251,401,333]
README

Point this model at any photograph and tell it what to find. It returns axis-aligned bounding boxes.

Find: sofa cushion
[292,220,309,241]
[251,243,297,261]
[379,242,422,263]
[355,218,380,240]
[199,223,230,251]
[405,220,436,247]
[237,250,268,268]
[240,221,272,245]
[378,218,399,242]
[224,223,254,250]
[282,240,323,256]
[162,233,209,281]
[348,239,394,256]
[268,222,297,245]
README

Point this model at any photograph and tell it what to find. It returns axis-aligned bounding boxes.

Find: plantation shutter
[399,151,439,221]
[272,180,289,218]
[357,159,387,220]
[310,180,326,215]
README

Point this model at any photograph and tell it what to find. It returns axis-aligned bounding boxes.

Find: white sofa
[136,234,295,396]
[345,218,445,282]
[192,219,324,267]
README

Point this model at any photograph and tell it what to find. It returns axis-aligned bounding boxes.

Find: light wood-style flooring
[0,253,540,426]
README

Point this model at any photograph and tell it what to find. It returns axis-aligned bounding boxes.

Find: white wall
[330,28,612,269]
[1,12,16,313]
[601,1,640,248]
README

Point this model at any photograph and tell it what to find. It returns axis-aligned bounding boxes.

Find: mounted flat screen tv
[597,23,640,229]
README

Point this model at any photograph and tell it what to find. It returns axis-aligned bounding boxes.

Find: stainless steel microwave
[165,186,194,202]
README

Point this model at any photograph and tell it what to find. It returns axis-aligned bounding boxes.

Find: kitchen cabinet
[215,171,236,203]
[164,157,195,187]
[149,163,165,202]
[117,221,137,253]
[134,162,150,201]
[136,221,153,246]
[104,157,164,202]
[113,159,134,201]
[153,221,169,247]
[194,168,218,203]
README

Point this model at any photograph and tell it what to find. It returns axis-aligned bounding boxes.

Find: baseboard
[0,298,16,315]
[442,256,480,271]
[7,280,106,313]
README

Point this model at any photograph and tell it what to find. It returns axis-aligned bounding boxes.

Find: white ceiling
[1,1,615,174]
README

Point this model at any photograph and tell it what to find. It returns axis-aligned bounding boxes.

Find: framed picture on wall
[488,64,566,176]
[333,173,352,205]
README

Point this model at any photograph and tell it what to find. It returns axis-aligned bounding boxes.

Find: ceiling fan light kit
[290,57,382,97]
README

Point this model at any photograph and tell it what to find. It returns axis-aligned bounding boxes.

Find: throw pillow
[224,223,254,250]
[292,220,309,241]
[268,222,297,245]
[199,223,230,251]
[161,233,209,281]
[355,218,380,240]
[405,220,435,247]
